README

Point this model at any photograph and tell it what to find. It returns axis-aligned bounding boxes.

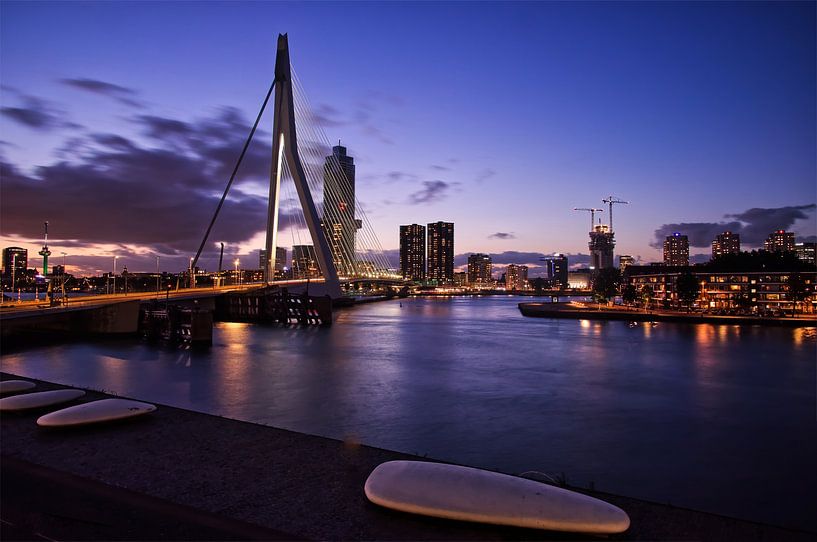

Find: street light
[156,256,160,296]
[234,258,240,286]
[112,256,119,295]
[61,252,67,304]
[189,257,194,289]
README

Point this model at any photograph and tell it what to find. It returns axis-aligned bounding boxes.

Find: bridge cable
[191,78,277,271]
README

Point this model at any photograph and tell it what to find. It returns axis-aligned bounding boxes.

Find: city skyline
[1,2,815,276]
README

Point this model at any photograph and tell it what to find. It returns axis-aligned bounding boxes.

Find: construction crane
[601,196,628,232]
[573,208,604,232]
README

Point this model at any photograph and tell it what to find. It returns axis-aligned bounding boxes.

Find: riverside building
[399,224,426,282]
[321,145,360,276]
[664,233,689,266]
[467,253,492,285]
[764,230,795,253]
[589,225,615,269]
[505,264,528,291]
[427,221,454,285]
[712,231,740,259]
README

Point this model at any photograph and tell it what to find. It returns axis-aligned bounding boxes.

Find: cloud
[309,90,401,145]
[475,168,496,184]
[0,108,277,271]
[727,205,816,244]
[651,221,743,249]
[407,180,451,205]
[0,94,78,131]
[60,78,143,108]
[652,204,816,248]
[430,164,451,171]
[488,232,515,239]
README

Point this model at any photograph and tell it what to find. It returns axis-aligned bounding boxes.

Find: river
[2,296,815,531]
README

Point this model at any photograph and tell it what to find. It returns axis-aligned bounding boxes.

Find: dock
[1,373,813,541]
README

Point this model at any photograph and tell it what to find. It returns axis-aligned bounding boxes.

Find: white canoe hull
[365,460,630,534]
[37,398,156,427]
[0,389,85,411]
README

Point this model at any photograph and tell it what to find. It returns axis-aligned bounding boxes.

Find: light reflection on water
[1,296,815,531]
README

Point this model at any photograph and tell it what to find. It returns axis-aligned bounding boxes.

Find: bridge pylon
[264,34,341,298]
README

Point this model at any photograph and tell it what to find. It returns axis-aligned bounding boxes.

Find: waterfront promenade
[519,301,817,327]
[2,373,814,541]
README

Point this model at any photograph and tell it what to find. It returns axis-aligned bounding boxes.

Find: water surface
[3,296,815,531]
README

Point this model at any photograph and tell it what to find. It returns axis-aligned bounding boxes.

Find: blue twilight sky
[1,1,815,275]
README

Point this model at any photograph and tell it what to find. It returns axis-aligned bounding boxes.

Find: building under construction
[575,196,627,270]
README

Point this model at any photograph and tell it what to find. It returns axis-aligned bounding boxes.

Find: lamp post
[112,256,118,295]
[10,253,16,296]
[156,256,160,296]
[61,252,67,304]
[189,257,194,289]
[234,258,240,286]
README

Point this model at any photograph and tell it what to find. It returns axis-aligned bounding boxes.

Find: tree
[675,272,700,311]
[621,283,638,306]
[640,284,654,309]
[787,272,810,314]
[592,268,621,305]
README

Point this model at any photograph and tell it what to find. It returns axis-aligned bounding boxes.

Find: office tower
[712,231,740,259]
[618,255,634,272]
[795,242,816,267]
[544,254,568,288]
[399,224,426,282]
[292,245,319,279]
[589,224,615,269]
[275,247,287,275]
[467,253,492,284]
[764,230,795,253]
[3,247,27,278]
[505,264,528,291]
[259,249,267,270]
[664,233,689,266]
[427,221,454,284]
[321,144,360,276]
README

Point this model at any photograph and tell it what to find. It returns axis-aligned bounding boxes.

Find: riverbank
[2,373,813,541]
[519,302,817,327]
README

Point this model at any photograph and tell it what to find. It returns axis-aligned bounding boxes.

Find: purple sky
[1,1,815,276]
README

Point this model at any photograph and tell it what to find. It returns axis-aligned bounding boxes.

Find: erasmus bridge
[190,34,401,300]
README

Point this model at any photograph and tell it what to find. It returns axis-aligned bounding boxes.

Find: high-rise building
[589,225,615,269]
[427,221,454,285]
[275,247,287,276]
[664,233,689,266]
[467,253,492,285]
[259,249,267,270]
[764,230,795,253]
[795,242,816,268]
[505,264,528,291]
[712,231,740,259]
[399,224,426,282]
[292,245,320,279]
[321,145,360,276]
[3,247,27,278]
[543,254,568,288]
[618,255,634,272]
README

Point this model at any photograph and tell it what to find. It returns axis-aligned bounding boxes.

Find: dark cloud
[0,94,77,131]
[651,221,743,249]
[727,205,816,245]
[407,180,450,205]
[0,108,276,270]
[430,164,450,171]
[652,204,816,248]
[802,235,817,243]
[488,232,515,240]
[690,253,711,264]
[60,78,143,108]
